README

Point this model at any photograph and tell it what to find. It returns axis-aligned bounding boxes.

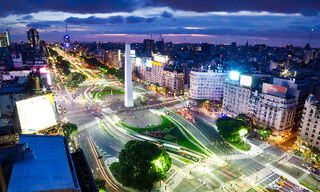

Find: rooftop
[8,134,80,192]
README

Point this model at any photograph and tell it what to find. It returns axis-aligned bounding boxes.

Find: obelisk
[124,42,134,107]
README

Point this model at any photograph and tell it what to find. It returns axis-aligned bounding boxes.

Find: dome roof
[306,94,316,104]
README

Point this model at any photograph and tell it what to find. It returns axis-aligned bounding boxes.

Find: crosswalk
[220,154,248,160]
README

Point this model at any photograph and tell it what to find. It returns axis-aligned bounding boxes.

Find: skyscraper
[143,39,154,57]
[27,27,40,49]
[125,42,134,107]
[0,29,10,47]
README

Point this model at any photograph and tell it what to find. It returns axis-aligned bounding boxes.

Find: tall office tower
[0,29,10,47]
[143,39,154,57]
[27,27,40,49]
[125,42,134,107]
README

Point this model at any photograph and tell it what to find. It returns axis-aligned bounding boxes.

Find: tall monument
[125,42,134,107]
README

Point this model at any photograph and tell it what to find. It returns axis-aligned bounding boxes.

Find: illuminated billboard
[240,75,252,87]
[130,50,136,57]
[135,57,142,66]
[262,83,287,97]
[153,54,168,63]
[16,94,58,133]
[145,59,152,68]
[229,71,240,81]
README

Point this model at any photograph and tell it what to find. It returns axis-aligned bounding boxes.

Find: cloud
[65,16,110,24]
[156,0,320,16]
[26,21,63,29]
[1,0,320,18]
[65,15,156,25]
[108,16,125,24]
[126,16,145,23]
[0,0,150,17]
[145,17,157,23]
[161,11,173,18]
[20,15,33,20]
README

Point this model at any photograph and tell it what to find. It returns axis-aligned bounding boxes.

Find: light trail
[87,136,120,191]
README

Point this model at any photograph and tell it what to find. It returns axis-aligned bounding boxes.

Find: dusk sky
[1,0,320,47]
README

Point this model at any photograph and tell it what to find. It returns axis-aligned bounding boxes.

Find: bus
[163,143,180,153]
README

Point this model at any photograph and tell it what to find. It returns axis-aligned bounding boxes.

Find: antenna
[307,28,314,45]
[151,33,152,40]
[65,24,69,35]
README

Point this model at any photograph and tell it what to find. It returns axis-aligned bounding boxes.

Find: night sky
[1,0,320,46]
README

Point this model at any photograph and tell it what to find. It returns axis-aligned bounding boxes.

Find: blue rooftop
[8,134,80,192]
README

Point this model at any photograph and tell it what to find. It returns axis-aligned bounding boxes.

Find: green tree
[95,179,106,192]
[67,72,86,87]
[115,140,172,190]
[62,123,78,140]
[216,117,248,142]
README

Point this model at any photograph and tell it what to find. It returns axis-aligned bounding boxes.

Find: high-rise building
[249,84,297,136]
[143,39,154,57]
[125,43,134,107]
[27,27,40,49]
[0,29,10,47]
[222,79,252,116]
[162,67,184,96]
[299,94,320,149]
[189,68,228,100]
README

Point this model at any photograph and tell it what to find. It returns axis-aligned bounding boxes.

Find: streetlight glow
[239,128,248,137]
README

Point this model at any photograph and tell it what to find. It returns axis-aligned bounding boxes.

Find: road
[52,47,315,192]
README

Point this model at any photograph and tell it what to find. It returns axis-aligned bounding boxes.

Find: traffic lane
[169,112,234,156]
[76,129,104,179]
[193,116,235,155]
[89,126,124,157]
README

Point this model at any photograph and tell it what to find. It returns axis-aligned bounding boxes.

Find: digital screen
[240,75,252,87]
[229,71,240,81]
[145,59,152,68]
[39,66,48,74]
[153,54,168,63]
[16,94,58,133]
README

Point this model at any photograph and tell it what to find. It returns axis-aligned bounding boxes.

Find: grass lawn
[92,91,97,99]
[167,116,209,152]
[121,115,207,155]
[229,140,251,151]
[94,86,124,99]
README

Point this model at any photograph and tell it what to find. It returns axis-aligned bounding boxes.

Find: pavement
[52,48,318,192]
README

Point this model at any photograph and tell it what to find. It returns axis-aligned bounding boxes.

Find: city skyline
[1,0,320,46]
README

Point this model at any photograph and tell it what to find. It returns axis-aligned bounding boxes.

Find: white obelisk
[124,42,134,107]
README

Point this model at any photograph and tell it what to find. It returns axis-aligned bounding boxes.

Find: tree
[62,123,78,140]
[216,117,248,142]
[115,140,172,190]
[67,72,86,87]
[95,179,106,192]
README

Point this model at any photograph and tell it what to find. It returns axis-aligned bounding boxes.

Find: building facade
[223,77,297,136]
[0,30,10,48]
[222,80,252,116]
[189,69,228,100]
[162,69,184,96]
[27,28,40,49]
[249,91,296,136]
[299,94,320,149]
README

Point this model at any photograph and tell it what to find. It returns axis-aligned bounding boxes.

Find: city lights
[239,128,248,137]
[229,71,240,81]
[240,75,252,87]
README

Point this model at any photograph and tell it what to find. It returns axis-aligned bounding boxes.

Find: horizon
[1,0,320,47]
